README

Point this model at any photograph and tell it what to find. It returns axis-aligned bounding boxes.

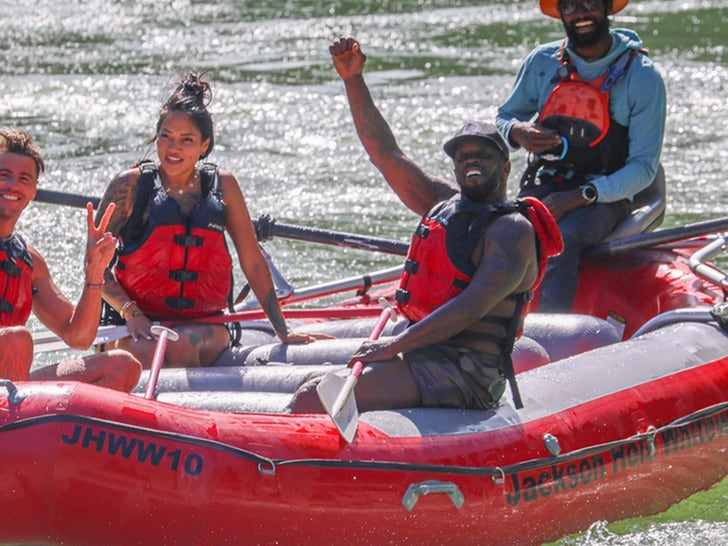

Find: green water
[1,1,727,543]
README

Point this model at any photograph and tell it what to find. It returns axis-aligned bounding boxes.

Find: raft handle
[645,425,657,458]
[0,379,26,405]
[492,467,506,485]
[258,461,276,475]
[402,480,464,511]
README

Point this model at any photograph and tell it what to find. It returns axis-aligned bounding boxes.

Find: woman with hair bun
[97,72,320,368]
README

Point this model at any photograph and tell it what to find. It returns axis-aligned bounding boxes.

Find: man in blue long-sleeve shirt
[496,0,666,312]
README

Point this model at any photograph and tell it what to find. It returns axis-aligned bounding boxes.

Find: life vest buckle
[415,224,430,238]
[0,299,14,313]
[169,270,199,282]
[173,234,204,247]
[395,288,411,304]
[165,297,195,310]
[403,259,419,275]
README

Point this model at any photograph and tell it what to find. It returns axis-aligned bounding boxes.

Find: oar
[35,189,100,209]
[253,245,295,302]
[36,188,728,258]
[33,190,409,256]
[255,214,409,256]
[143,325,180,399]
[33,324,131,354]
[32,264,402,354]
[587,215,728,257]
[234,264,403,311]
[316,298,397,443]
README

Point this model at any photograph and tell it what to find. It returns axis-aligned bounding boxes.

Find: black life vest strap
[499,291,533,409]
[0,260,21,277]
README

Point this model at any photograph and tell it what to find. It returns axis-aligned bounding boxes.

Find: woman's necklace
[163,170,199,195]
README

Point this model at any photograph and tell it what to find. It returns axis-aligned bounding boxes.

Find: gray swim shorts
[405,344,506,410]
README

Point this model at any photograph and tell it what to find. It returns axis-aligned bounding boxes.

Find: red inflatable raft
[2,228,728,546]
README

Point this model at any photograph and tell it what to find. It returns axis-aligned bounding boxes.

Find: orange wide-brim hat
[540,0,628,19]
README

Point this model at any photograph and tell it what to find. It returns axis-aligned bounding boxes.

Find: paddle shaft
[329,301,396,417]
[144,326,179,399]
[35,189,100,209]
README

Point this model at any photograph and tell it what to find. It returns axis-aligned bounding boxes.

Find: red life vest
[395,195,562,409]
[537,41,640,180]
[396,196,561,325]
[115,162,233,320]
[0,234,34,327]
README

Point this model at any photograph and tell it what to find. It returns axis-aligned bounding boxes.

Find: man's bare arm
[331,37,456,216]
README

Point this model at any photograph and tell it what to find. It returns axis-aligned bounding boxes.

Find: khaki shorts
[405,344,506,410]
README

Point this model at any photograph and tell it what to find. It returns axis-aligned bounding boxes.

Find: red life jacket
[396,196,561,324]
[395,195,562,409]
[537,41,640,181]
[115,162,233,320]
[0,234,34,327]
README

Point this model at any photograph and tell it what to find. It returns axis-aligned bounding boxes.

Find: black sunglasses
[557,0,603,16]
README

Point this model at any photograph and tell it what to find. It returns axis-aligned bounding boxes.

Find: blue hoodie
[496,29,666,203]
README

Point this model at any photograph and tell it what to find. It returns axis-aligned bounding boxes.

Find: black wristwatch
[580,183,598,205]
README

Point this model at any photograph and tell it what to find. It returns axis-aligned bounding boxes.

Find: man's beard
[459,177,498,202]
[564,14,610,48]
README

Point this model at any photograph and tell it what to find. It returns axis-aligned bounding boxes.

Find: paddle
[33,189,410,256]
[316,298,397,443]
[143,325,180,399]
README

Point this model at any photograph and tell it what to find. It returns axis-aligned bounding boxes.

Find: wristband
[85,282,104,290]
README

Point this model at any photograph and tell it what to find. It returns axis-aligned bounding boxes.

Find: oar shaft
[33,189,409,256]
[32,188,728,258]
[34,189,100,209]
[234,265,403,312]
[588,216,728,257]
[33,324,130,354]
[256,214,409,256]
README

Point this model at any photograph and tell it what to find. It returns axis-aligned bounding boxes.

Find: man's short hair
[0,127,45,178]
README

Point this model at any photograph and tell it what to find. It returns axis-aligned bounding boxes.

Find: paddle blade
[317,371,359,443]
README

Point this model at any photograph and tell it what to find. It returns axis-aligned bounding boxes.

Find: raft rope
[2,401,728,484]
